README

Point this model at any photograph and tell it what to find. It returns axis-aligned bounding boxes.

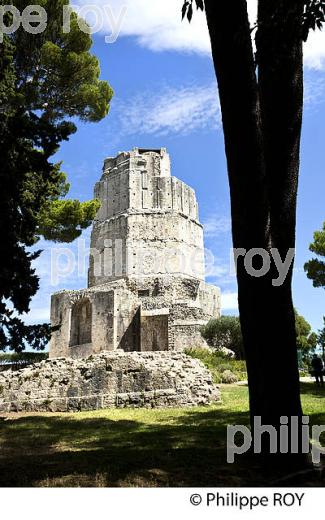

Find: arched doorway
[70,299,92,347]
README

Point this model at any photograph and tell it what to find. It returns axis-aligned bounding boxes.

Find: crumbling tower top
[102,148,171,180]
[89,147,204,287]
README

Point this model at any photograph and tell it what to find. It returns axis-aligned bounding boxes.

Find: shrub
[185,347,247,384]
[201,317,244,359]
[221,370,238,384]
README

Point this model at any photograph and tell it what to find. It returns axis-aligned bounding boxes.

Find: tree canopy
[295,310,318,359]
[317,317,325,358]
[0,1,113,351]
[304,221,325,288]
[201,316,244,359]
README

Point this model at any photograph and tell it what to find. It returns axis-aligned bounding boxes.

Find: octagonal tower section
[88,148,206,287]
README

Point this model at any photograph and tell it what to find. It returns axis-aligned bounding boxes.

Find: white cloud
[76,0,211,54]
[76,0,325,69]
[304,29,325,70]
[115,83,220,136]
[221,292,239,312]
[203,214,231,238]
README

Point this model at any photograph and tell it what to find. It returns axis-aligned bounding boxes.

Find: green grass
[0,383,324,487]
[185,347,247,383]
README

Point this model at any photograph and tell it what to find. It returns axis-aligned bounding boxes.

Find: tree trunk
[255,0,305,436]
[204,0,305,463]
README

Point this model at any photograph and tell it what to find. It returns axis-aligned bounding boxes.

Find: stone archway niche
[70,298,92,347]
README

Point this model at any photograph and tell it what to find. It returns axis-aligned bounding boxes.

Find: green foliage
[221,370,238,384]
[185,347,247,384]
[0,1,113,351]
[10,1,113,122]
[304,221,325,288]
[37,199,101,242]
[201,316,244,359]
[0,317,51,353]
[295,309,318,359]
[317,317,325,356]
[200,312,317,363]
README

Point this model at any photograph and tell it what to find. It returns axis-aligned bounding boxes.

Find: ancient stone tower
[50,148,221,359]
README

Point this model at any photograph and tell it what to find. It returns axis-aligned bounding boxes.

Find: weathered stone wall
[0,352,220,413]
[88,148,205,286]
[49,147,221,359]
[141,312,169,351]
[136,276,221,318]
[50,289,119,359]
[50,277,220,358]
[88,210,205,285]
[94,149,197,222]
[168,303,208,351]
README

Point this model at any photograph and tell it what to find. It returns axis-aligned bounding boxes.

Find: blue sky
[26,0,325,336]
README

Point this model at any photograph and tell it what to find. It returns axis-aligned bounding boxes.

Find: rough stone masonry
[0,148,222,412]
[0,352,220,412]
[50,148,221,359]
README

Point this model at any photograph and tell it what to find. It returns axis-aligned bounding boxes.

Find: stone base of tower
[50,276,221,360]
[0,352,220,413]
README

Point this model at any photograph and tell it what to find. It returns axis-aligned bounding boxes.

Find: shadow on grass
[0,385,324,487]
[300,382,325,399]
[0,408,254,487]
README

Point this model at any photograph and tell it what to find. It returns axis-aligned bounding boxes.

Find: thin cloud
[111,73,323,140]
[304,75,325,107]
[203,214,231,238]
[115,83,221,137]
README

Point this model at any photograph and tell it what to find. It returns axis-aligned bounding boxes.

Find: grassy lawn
[0,383,324,487]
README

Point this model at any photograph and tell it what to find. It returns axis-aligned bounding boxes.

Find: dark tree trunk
[255,0,305,435]
[204,0,305,463]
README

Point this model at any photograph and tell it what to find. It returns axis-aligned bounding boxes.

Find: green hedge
[185,348,247,384]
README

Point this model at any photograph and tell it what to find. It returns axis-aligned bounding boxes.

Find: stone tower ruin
[50,148,221,359]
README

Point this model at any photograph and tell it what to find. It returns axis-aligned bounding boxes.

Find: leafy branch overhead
[302,0,325,40]
[38,199,101,243]
[182,0,204,22]
[0,0,113,351]
[182,0,325,41]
